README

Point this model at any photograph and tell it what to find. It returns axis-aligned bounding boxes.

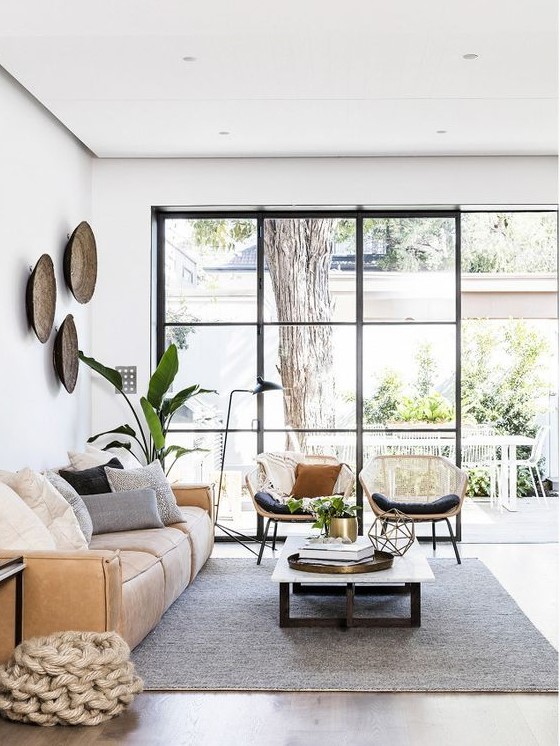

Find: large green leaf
[140,397,165,451]
[162,445,190,461]
[147,345,179,410]
[162,386,217,420]
[79,351,123,390]
[87,424,137,444]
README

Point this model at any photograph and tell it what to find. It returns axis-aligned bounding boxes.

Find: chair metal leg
[432,521,436,551]
[272,520,279,551]
[445,518,461,565]
[257,518,272,565]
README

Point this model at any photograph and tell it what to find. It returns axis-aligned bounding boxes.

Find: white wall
[91,155,558,433]
[0,69,93,470]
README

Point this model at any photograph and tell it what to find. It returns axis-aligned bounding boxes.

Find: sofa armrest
[172,482,214,519]
[0,550,122,661]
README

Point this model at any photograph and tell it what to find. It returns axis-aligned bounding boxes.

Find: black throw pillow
[254,491,312,515]
[371,492,460,515]
[59,457,123,495]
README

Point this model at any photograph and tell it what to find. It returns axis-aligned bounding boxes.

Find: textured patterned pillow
[105,461,183,526]
[46,470,93,543]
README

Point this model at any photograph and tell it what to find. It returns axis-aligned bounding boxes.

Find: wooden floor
[0,539,557,746]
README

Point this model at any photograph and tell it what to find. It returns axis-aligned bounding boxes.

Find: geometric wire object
[368,508,415,556]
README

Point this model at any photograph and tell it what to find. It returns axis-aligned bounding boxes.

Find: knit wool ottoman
[0,631,143,726]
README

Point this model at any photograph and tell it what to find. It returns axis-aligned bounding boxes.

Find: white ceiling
[0,0,557,158]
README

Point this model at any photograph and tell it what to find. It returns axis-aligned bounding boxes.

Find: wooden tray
[287,551,394,574]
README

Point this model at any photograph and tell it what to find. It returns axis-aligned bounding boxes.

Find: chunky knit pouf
[0,631,143,727]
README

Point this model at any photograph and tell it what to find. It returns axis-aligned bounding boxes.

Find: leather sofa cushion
[119,550,160,584]
[171,507,214,581]
[89,526,188,558]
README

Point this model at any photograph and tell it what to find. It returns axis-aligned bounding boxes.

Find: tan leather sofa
[0,484,214,664]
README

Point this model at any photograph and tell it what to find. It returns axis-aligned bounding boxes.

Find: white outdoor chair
[515,425,549,506]
[246,454,355,564]
[360,454,468,564]
[460,424,501,509]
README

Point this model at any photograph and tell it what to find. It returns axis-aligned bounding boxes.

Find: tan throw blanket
[255,452,305,500]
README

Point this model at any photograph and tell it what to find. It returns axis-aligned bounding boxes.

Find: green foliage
[396,392,454,424]
[192,219,255,252]
[286,496,360,535]
[414,342,437,397]
[466,468,490,498]
[79,345,216,475]
[461,212,557,273]
[363,217,455,271]
[165,300,199,350]
[461,320,549,437]
[363,368,403,425]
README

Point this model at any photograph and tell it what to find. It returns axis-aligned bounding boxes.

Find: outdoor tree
[188,218,338,448]
[461,319,551,436]
[461,212,556,273]
[264,219,337,441]
[414,342,437,397]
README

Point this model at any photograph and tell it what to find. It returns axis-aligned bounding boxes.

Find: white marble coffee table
[271,536,435,628]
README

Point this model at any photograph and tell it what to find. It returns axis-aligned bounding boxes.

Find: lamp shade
[252,376,282,395]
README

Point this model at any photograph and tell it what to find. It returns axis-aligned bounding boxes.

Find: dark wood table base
[279,582,421,628]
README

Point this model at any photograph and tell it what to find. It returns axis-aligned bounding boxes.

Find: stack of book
[297,537,376,566]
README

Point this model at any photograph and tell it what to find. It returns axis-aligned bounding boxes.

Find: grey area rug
[132,558,558,692]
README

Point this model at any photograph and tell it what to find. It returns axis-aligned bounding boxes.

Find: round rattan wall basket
[53,314,79,393]
[64,221,97,304]
[26,254,56,343]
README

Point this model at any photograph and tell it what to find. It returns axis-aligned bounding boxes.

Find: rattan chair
[246,454,355,564]
[359,454,468,564]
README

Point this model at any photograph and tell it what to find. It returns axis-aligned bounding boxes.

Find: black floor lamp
[214,376,282,556]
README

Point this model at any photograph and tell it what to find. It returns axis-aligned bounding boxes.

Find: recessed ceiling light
[182,56,197,62]
[436,130,447,134]
[462,53,479,60]
[218,131,230,136]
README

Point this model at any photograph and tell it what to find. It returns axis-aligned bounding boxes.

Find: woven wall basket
[64,221,97,304]
[26,254,56,343]
[53,314,79,393]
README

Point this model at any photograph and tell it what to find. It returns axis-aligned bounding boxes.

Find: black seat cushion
[254,491,312,516]
[371,492,460,516]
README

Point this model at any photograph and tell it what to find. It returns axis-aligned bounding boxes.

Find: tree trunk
[264,219,336,451]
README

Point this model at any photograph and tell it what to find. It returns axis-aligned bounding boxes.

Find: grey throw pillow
[46,470,93,543]
[105,460,183,526]
[82,488,164,535]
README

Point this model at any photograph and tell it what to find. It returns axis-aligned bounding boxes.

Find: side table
[0,557,25,646]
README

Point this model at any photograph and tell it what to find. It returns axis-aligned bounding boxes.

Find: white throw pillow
[1,469,88,550]
[68,444,141,471]
[0,483,56,550]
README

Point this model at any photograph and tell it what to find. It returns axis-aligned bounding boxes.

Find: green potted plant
[79,344,215,476]
[287,495,360,541]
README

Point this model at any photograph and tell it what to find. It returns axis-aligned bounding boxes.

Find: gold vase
[328,516,358,543]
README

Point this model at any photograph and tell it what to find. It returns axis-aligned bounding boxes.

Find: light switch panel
[116,366,137,394]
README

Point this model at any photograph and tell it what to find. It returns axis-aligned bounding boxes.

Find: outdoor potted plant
[286,495,360,541]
